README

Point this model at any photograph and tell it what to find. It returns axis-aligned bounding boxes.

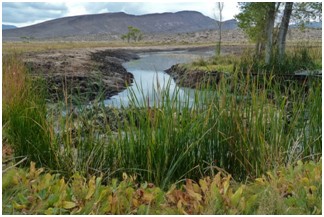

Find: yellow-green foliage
[3,160,321,215]
[182,54,240,73]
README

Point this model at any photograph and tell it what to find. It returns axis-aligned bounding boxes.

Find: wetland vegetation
[2,2,322,215]
[3,42,321,214]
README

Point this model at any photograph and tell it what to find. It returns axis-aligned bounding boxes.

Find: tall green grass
[3,54,56,167]
[62,72,320,188]
[239,45,322,74]
[3,51,321,189]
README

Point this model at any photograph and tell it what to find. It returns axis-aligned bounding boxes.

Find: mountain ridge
[3,10,321,42]
[3,11,237,40]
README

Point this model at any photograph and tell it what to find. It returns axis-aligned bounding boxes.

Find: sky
[2,1,241,27]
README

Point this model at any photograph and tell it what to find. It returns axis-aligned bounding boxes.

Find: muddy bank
[163,45,246,88]
[165,64,228,88]
[21,44,243,102]
[23,49,139,103]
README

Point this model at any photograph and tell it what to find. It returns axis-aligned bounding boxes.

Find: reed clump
[3,54,56,167]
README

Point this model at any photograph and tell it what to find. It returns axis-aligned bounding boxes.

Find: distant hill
[290,21,322,29]
[2,24,17,30]
[3,11,237,40]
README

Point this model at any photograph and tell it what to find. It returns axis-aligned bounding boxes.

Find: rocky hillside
[3,11,237,41]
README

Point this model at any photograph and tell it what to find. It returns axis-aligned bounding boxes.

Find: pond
[104,49,214,107]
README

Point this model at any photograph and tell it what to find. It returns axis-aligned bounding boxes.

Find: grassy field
[3,40,320,54]
[2,41,221,54]
[180,44,322,74]
[2,41,322,214]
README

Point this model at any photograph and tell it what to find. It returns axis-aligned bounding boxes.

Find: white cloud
[3,2,68,26]
[65,2,88,17]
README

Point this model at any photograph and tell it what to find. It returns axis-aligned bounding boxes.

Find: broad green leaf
[43,173,52,186]
[223,175,231,195]
[245,194,258,214]
[138,204,150,215]
[12,201,26,210]
[301,177,309,185]
[37,189,47,200]
[193,183,201,193]
[44,208,54,215]
[112,179,118,190]
[230,186,244,207]
[62,201,77,209]
[297,160,303,166]
[96,188,111,204]
[255,178,265,185]
[47,194,60,206]
[85,176,96,200]
[2,169,18,189]
[125,187,134,200]
[266,171,275,180]
[199,179,208,194]
[18,193,29,205]
[95,176,102,187]
[122,172,128,181]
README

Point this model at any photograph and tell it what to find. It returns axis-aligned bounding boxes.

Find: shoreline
[19,44,250,103]
[22,49,141,103]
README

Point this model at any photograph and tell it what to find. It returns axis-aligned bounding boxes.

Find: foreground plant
[2,159,321,214]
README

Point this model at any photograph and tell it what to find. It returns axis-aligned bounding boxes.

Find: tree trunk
[278,2,293,60]
[264,3,276,65]
[255,42,265,60]
[216,22,222,55]
[215,2,224,56]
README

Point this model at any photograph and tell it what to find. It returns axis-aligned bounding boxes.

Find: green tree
[236,2,322,66]
[121,26,143,43]
[235,3,280,64]
[292,2,322,25]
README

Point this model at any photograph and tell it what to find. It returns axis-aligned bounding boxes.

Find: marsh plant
[239,45,321,74]
[3,52,321,189]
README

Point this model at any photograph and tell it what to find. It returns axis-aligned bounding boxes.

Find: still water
[104,49,214,107]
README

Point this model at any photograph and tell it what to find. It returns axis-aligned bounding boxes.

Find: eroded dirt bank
[165,64,227,88]
[23,48,140,102]
[21,44,248,102]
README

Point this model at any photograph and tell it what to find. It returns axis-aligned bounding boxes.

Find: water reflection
[104,50,213,107]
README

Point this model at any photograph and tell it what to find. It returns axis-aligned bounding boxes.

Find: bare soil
[23,48,139,102]
[21,44,249,102]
